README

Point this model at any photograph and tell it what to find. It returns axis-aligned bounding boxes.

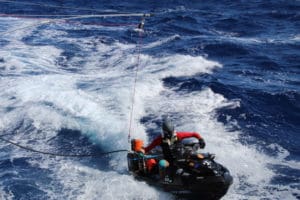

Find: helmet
[162,117,175,139]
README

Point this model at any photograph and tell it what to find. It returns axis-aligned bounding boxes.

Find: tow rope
[127,17,145,143]
[0,135,127,157]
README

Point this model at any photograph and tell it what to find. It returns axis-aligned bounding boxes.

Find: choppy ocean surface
[0,0,299,199]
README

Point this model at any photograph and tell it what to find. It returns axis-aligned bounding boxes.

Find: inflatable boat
[127,138,233,199]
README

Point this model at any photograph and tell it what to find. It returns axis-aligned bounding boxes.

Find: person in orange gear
[144,117,205,182]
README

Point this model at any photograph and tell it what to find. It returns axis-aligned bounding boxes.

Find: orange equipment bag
[131,139,144,152]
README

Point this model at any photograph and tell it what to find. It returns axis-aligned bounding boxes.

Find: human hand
[140,148,145,154]
[199,139,206,149]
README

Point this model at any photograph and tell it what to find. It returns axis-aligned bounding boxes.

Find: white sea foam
[50,161,173,200]
[0,188,14,200]
[0,21,63,76]
[292,34,300,42]
[143,34,180,49]
[0,17,299,200]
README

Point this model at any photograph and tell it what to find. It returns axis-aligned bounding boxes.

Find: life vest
[161,134,178,165]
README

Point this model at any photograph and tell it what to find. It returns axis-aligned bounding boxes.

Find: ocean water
[0,0,299,199]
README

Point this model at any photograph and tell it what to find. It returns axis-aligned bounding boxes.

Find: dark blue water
[0,0,299,199]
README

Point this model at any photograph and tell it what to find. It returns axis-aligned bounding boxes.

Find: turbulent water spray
[1,1,299,199]
[0,13,149,158]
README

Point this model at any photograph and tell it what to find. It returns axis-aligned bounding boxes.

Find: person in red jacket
[144,117,205,182]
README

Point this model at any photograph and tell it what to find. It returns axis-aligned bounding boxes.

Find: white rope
[57,13,151,18]
[0,13,151,18]
[1,14,151,35]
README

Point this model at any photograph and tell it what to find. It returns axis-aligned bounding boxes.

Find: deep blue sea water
[0,0,299,199]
